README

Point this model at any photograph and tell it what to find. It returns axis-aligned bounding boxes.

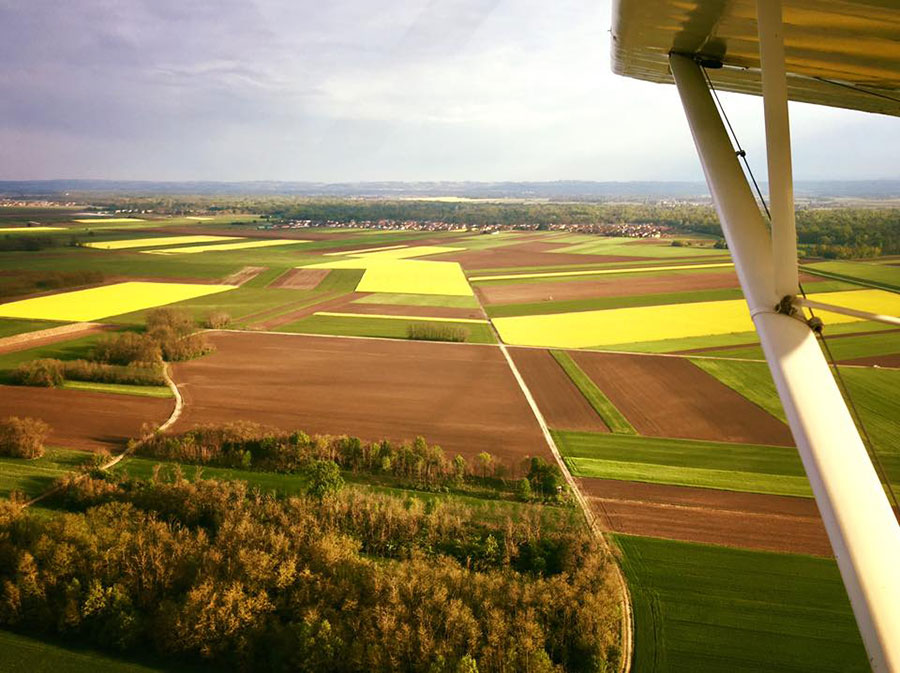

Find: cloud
[0,0,895,181]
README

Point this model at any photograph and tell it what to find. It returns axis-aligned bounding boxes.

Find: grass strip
[550,350,636,434]
[60,380,173,398]
[0,448,93,499]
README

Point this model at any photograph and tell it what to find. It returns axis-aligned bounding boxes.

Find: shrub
[92,332,161,365]
[64,359,166,386]
[146,307,195,337]
[407,323,469,342]
[12,359,64,387]
[0,416,50,458]
[306,459,344,499]
[154,329,214,361]
[204,311,231,329]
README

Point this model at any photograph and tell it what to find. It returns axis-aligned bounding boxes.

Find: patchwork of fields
[1,213,896,671]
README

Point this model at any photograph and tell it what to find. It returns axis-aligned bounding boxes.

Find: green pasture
[692,358,900,479]
[614,535,867,673]
[0,629,205,673]
[554,431,812,497]
[0,447,93,499]
[277,314,497,343]
[708,327,900,361]
[0,318,64,338]
[59,380,173,398]
[803,260,900,291]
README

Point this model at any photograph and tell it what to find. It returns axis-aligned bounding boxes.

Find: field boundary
[497,339,634,673]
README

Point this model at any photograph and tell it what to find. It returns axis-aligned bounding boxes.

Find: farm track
[474,288,634,673]
[0,322,115,354]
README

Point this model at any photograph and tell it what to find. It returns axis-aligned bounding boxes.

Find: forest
[0,472,621,672]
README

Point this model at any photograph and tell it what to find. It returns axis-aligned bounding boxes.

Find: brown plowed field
[169,332,549,463]
[0,385,173,452]
[254,293,366,330]
[269,268,331,289]
[477,271,742,305]
[222,266,266,286]
[334,303,485,320]
[580,477,831,556]
[571,351,795,445]
[844,353,900,368]
[509,348,608,432]
[437,241,647,270]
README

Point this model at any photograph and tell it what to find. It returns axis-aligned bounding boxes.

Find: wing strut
[668,47,900,673]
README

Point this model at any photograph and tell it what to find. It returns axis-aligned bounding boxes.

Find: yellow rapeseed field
[84,235,237,250]
[0,282,236,322]
[0,226,65,232]
[492,289,900,349]
[307,247,473,296]
[73,218,145,223]
[145,239,308,254]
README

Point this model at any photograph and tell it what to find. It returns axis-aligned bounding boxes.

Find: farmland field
[0,385,173,452]
[146,238,308,254]
[83,235,235,250]
[2,211,896,673]
[554,431,811,497]
[0,281,236,321]
[491,289,900,348]
[614,535,868,672]
[168,331,546,462]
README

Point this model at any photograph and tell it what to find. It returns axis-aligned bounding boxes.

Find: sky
[1,0,897,182]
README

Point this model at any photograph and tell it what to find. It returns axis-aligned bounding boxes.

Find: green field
[614,535,867,673]
[553,431,812,497]
[59,380,173,398]
[0,629,205,673]
[0,448,93,498]
[803,260,900,291]
[550,350,636,434]
[690,358,787,421]
[707,328,900,361]
[0,318,65,338]
[692,358,900,483]
[278,313,497,343]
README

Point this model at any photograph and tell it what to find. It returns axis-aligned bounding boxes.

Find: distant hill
[2,179,900,200]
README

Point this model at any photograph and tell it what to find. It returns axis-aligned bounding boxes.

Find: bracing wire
[701,66,900,515]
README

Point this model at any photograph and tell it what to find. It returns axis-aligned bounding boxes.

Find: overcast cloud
[0,0,897,182]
